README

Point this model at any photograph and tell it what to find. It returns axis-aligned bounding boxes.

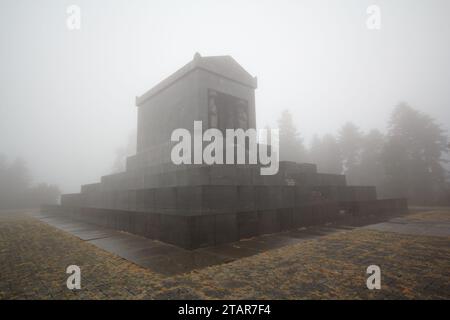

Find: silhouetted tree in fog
[2,157,31,208]
[358,129,386,191]
[112,131,137,173]
[278,109,307,162]
[0,155,60,209]
[8,158,31,195]
[382,103,449,204]
[309,134,342,174]
[25,183,61,208]
[338,122,362,184]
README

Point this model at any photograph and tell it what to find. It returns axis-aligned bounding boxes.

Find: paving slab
[37,217,117,241]
[237,234,302,251]
[197,243,260,260]
[366,221,450,237]
[89,235,175,258]
[31,213,234,275]
[365,213,450,237]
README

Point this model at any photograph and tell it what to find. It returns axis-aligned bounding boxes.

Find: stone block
[237,186,256,211]
[209,165,237,185]
[281,186,295,208]
[297,163,317,174]
[293,205,314,227]
[79,207,89,220]
[186,166,210,185]
[279,161,299,176]
[322,202,339,222]
[135,189,146,211]
[142,172,154,188]
[154,187,177,209]
[277,208,293,231]
[98,209,109,227]
[260,174,284,186]
[255,186,282,210]
[128,190,137,211]
[202,185,238,212]
[145,213,161,239]
[160,215,190,248]
[81,183,101,194]
[116,191,129,210]
[251,165,264,185]
[143,189,155,210]
[311,204,324,225]
[175,169,188,186]
[237,211,258,239]
[133,212,146,234]
[106,210,117,228]
[257,210,280,234]
[116,210,131,232]
[61,193,82,207]
[105,191,115,209]
[132,211,147,234]
[294,187,312,207]
[214,213,238,245]
[189,215,215,248]
[159,171,177,187]
[235,165,254,185]
[293,172,318,187]
[316,174,347,186]
[176,186,202,209]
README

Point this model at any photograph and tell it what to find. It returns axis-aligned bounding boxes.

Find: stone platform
[43,197,406,249]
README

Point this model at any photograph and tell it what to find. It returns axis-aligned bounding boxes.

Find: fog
[1,0,449,193]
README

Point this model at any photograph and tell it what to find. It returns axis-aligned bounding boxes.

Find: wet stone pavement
[31,211,356,276]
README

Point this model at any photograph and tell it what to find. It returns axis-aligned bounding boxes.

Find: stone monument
[47,53,408,249]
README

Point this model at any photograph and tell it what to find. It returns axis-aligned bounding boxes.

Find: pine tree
[338,122,362,184]
[383,103,449,204]
[359,129,385,192]
[309,134,342,174]
[277,109,307,162]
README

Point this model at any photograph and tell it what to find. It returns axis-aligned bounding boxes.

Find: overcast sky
[1,0,449,193]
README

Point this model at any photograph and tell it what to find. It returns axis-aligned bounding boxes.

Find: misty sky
[1,0,449,193]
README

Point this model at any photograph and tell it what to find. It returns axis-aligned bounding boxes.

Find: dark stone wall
[65,183,384,216]
[136,70,200,155]
[314,185,377,202]
[43,198,407,249]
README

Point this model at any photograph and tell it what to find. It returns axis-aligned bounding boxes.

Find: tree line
[277,103,450,205]
[0,155,60,209]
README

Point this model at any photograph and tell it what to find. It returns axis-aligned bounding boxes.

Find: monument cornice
[136,53,257,107]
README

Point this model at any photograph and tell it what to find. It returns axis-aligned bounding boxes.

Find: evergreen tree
[112,131,137,173]
[338,122,362,184]
[277,109,307,163]
[0,156,60,209]
[359,129,385,192]
[309,134,342,174]
[383,103,449,204]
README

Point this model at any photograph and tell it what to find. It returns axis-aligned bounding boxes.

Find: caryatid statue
[208,91,218,129]
[236,99,248,130]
